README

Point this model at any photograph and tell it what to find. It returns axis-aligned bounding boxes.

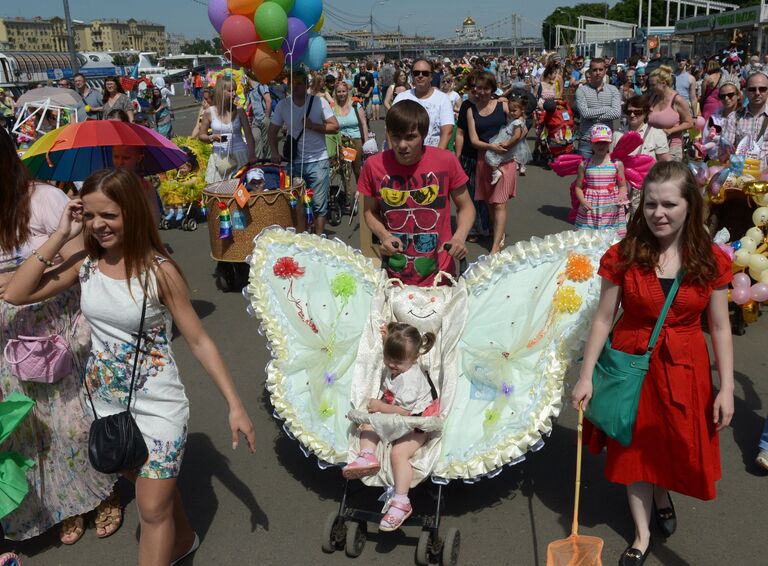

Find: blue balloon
[732,240,743,251]
[302,32,327,70]
[289,0,323,29]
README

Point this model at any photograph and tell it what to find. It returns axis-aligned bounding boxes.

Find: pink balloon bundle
[731,271,768,304]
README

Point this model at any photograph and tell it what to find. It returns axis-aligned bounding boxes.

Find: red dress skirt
[584,243,732,501]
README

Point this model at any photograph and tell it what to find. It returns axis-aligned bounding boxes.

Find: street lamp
[398,12,414,60]
[370,0,389,59]
[554,7,573,47]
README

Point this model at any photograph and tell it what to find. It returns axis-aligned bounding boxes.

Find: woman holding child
[466,72,520,254]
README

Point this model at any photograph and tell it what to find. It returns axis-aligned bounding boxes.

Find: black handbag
[85,290,149,474]
[281,95,315,162]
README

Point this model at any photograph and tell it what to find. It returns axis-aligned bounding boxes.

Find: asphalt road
[3,103,768,566]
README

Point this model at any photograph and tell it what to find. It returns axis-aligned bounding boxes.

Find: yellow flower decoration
[318,400,335,419]
[554,286,582,314]
[484,408,501,426]
[565,254,594,282]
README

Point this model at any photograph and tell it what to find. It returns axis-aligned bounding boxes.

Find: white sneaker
[757,450,768,471]
[519,165,527,176]
[490,169,503,185]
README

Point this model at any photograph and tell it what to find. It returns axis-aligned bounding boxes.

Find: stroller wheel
[321,511,344,553]
[415,530,432,565]
[440,528,460,566]
[187,219,197,231]
[160,218,170,230]
[180,219,189,230]
[344,520,366,558]
[329,204,342,227]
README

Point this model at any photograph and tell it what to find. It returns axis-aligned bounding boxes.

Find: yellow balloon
[753,207,768,227]
[734,249,752,267]
[749,254,768,273]
[746,227,764,242]
[754,193,768,207]
[313,12,324,32]
[740,237,759,253]
[760,270,768,284]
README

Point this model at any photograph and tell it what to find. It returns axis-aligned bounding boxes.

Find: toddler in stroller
[159,145,206,230]
[343,322,440,531]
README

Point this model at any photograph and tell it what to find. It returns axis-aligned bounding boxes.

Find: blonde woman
[198,78,256,183]
[648,65,693,162]
[333,81,368,184]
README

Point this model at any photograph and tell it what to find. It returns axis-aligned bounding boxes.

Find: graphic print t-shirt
[358,146,468,286]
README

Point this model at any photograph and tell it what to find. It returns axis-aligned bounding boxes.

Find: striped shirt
[722,104,768,162]
[574,83,622,142]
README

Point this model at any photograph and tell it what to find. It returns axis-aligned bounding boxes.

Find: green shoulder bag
[585,270,683,447]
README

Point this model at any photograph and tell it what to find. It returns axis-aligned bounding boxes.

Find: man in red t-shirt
[358,100,475,286]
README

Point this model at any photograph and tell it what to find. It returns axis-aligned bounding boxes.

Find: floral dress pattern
[0,288,116,540]
[79,257,189,480]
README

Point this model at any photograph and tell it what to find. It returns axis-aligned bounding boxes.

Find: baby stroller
[160,198,204,231]
[533,98,575,164]
[245,227,615,564]
[203,163,307,292]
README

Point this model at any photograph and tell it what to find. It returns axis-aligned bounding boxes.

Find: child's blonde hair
[383,322,436,361]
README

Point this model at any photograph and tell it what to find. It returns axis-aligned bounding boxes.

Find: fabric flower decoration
[565,254,594,282]
[273,257,305,279]
[554,286,582,314]
[331,273,357,301]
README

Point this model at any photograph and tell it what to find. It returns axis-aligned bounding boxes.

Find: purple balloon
[733,272,752,289]
[750,282,768,302]
[208,0,230,33]
[283,17,309,60]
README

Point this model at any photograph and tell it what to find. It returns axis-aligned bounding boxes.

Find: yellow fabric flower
[554,286,582,314]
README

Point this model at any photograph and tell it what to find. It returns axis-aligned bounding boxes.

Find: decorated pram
[245,226,616,564]
[203,163,309,292]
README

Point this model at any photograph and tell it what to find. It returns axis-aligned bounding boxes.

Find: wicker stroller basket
[203,178,307,262]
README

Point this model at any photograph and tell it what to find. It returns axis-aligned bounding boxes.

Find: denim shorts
[291,158,330,217]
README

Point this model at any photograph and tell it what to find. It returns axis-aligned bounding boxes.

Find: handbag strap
[84,278,149,419]
[645,269,684,353]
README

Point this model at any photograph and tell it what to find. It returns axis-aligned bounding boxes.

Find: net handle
[571,405,584,536]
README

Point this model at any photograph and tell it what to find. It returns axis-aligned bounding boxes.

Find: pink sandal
[342,451,380,480]
[379,498,412,532]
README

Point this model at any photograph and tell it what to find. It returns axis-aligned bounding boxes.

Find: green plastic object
[0,392,36,519]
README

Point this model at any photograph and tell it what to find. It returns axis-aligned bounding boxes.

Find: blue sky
[10,1,564,40]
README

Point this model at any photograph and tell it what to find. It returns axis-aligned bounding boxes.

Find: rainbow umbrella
[22,121,188,181]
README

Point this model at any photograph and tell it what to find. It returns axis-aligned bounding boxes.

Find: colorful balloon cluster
[208,0,328,83]
[720,203,768,306]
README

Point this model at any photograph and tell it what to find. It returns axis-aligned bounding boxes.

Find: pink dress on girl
[574,159,627,236]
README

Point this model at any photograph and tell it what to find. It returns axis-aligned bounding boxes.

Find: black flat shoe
[654,493,676,537]
[618,544,651,566]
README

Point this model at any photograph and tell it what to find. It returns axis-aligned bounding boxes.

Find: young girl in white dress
[5,169,256,566]
[485,97,532,183]
[342,322,438,532]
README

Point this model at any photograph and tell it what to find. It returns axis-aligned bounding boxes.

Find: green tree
[180,38,219,54]
[542,4,610,50]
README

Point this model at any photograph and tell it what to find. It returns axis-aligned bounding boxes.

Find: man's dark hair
[73,72,85,81]
[385,100,429,139]
[590,57,606,68]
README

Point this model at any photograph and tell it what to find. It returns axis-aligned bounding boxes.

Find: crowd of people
[0,46,767,566]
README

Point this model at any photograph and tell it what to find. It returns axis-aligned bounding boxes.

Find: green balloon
[255,2,289,51]
[266,0,295,14]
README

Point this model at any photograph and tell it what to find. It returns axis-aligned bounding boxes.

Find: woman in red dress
[571,161,734,566]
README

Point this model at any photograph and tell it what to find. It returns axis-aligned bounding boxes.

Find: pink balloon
[732,286,751,305]
[695,116,706,132]
[733,272,752,288]
[209,0,231,33]
[221,15,258,63]
[750,282,768,302]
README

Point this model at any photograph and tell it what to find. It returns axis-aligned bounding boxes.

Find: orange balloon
[228,0,263,17]
[250,46,284,84]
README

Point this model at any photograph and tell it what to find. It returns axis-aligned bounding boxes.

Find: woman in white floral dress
[6,168,256,565]
[0,131,116,543]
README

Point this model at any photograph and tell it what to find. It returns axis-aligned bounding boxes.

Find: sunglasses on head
[718,92,737,100]
[748,86,768,93]
[412,70,432,77]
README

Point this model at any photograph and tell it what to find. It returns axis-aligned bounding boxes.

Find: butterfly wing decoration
[246,227,383,465]
[434,230,616,481]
